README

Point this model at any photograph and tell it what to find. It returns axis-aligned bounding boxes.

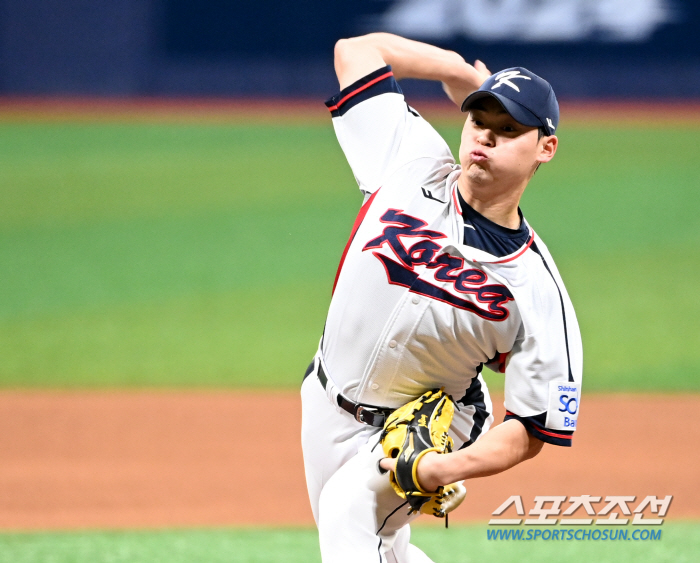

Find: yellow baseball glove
[379,388,459,515]
[419,481,467,520]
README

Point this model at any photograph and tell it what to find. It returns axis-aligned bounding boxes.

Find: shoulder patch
[545,381,580,431]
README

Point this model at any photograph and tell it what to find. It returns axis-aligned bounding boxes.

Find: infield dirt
[0,391,696,530]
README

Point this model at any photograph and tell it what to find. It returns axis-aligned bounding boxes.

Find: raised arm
[334,33,490,105]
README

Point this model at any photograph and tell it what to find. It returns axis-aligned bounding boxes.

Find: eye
[502,125,516,133]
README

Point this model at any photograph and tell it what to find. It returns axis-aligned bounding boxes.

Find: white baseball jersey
[317,66,583,447]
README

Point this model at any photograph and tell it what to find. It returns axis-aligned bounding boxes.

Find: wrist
[416,450,450,492]
[444,54,470,79]
[446,61,482,88]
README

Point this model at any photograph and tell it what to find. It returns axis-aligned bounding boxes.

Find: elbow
[333,35,373,70]
[333,35,386,89]
[333,37,354,78]
[333,38,351,66]
[334,33,387,65]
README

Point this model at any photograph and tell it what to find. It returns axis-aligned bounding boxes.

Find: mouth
[470,150,488,163]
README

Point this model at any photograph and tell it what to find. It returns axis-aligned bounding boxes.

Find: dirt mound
[0,391,696,529]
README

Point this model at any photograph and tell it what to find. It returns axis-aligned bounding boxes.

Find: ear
[536,135,558,164]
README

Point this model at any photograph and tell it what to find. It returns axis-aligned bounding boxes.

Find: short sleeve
[325,65,454,195]
[500,240,583,447]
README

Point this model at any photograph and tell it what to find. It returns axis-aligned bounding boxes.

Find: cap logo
[546,118,555,131]
[491,70,531,93]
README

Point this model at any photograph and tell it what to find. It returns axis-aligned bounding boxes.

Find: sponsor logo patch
[545,380,580,431]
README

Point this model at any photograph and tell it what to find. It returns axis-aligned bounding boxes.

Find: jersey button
[412,296,419,305]
[388,340,397,348]
[371,383,379,390]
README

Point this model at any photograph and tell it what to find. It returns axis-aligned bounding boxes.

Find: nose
[476,129,495,147]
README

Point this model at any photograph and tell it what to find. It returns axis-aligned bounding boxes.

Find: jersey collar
[452,184,534,263]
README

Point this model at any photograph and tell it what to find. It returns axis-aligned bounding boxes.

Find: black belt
[314,362,393,428]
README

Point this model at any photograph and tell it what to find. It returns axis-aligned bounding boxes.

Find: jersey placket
[359,286,433,405]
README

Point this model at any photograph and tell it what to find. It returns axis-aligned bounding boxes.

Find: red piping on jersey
[537,428,573,440]
[452,186,463,214]
[505,411,572,440]
[327,71,394,112]
[497,352,508,373]
[492,232,535,264]
[332,189,380,294]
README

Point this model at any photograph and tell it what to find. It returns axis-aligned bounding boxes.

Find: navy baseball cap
[461,67,559,136]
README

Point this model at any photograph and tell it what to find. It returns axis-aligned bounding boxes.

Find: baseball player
[301,32,582,562]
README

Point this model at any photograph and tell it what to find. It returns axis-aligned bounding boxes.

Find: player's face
[458,98,557,189]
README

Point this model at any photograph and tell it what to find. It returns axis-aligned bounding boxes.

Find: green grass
[0,120,698,390]
[1,524,698,563]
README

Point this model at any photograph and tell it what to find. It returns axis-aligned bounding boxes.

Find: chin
[466,164,490,184]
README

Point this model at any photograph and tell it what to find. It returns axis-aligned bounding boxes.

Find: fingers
[379,457,397,472]
[474,59,492,76]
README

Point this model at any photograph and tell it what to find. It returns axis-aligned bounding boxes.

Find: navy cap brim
[461,91,543,130]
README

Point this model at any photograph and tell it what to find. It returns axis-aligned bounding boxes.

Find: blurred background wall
[0,0,698,99]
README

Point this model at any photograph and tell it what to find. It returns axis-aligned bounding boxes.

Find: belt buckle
[355,406,367,424]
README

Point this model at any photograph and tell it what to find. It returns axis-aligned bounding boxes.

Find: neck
[456,173,526,230]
